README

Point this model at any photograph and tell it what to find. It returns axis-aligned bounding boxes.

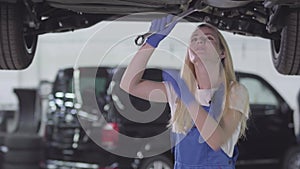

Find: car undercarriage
[0,0,299,74]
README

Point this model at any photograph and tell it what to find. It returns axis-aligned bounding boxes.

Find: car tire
[0,132,6,145]
[3,163,41,169]
[4,150,44,164]
[4,134,44,150]
[139,155,173,169]
[0,2,38,70]
[271,9,300,75]
[282,146,300,169]
[0,133,6,169]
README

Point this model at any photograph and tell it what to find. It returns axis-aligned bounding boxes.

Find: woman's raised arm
[120,15,178,103]
[120,43,168,103]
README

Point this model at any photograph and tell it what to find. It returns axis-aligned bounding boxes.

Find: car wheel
[139,155,173,169]
[4,149,44,164]
[4,134,44,150]
[282,146,300,169]
[0,132,5,145]
[0,2,38,70]
[3,163,41,169]
[271,9,300,75]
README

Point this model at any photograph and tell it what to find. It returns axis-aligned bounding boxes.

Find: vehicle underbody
[0,0,299,74]
[25,0,294,38]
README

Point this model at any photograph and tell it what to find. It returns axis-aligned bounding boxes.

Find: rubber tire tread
[272,9,300,75]
[139,155,173,169]
[281,146,300,169]
[4,134,44,150]
[0,2,37,70]
[4,149,44,164]
[3,163,41,169]
[0,132,6,145]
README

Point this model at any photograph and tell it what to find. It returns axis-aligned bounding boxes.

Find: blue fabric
[162,69,196,105]
[163,69,238,168]
[172,105,239,169]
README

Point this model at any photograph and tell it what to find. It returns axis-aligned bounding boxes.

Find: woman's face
[189,26,224,65]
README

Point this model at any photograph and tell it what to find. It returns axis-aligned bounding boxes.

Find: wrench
[135,1,206,46]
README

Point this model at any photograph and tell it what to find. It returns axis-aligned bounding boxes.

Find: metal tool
[135,1,206,46]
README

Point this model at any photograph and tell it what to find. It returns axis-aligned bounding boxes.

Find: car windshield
[52,68,110,108]
[70,77,107,97]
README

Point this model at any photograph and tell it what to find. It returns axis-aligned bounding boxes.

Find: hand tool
[135,1,207,46]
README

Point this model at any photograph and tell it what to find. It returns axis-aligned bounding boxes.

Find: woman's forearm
[186,101,228,150]
[120,43,155,93]
[186,100,242,151]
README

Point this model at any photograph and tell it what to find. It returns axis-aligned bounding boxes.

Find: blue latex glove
[162,69,196,105]
[198,84,225,143]
[146,15,178,48]
[209,83,225,120]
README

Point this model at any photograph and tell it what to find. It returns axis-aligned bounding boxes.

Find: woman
[120,15,250,169]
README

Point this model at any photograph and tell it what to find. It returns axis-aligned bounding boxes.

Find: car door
[236,72,295,167]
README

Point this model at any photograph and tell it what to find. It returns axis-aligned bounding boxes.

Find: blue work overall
[172,106,239,169]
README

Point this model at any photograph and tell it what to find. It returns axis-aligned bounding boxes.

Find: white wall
[0,21,299,130]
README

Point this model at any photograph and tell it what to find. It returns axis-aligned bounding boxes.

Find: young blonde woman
[120,15,250,169]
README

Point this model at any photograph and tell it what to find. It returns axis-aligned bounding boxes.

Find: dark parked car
[235,73,299,169]
[44,66,299,169]
[0,0,299,75]
[45,67,174,169]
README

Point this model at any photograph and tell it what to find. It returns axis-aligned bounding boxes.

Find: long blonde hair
[168,23,249,139]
